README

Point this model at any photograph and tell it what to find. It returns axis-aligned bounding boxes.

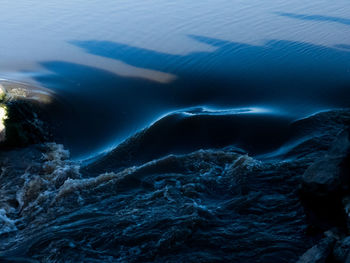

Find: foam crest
[16,143,81,216]
[0,208,17,234]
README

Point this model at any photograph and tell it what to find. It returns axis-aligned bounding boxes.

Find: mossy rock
[0,99,52,148]
[0,81,55,148]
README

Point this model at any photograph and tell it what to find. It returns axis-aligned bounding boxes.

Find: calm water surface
[0,0,350,157]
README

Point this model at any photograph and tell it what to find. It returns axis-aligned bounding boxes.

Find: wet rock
[299,128,350,227]
[0,100,51,147]
[334,236,350,263]
[0,81,55,148]
[297,235,336,263]
[301,128,350,197]
[339,197,350,244]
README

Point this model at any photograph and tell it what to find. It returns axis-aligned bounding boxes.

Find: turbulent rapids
[0,82,349,262]
[0,0,350,261]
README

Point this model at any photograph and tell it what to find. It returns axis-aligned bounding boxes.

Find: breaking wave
[0,105,349,262]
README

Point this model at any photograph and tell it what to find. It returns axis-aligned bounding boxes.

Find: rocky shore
[297,126,350,262]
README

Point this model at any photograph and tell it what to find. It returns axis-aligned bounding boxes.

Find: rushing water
[0,1,350,262]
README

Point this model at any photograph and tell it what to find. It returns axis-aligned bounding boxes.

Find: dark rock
[299,128,350,227]
[297,235,336,263]
[334,236,350,262]
[301,128,350,197]
[0,81,56,148]
[0,100,51,148]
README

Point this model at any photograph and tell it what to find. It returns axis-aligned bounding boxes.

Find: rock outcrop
[301,127,350,197]
[0,82,53,148]
[300,128,350,226]
[297,232,337,263]
[298,127,350,262]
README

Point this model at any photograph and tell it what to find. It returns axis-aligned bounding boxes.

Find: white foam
[0,208,17,234]
[16,143,81,214]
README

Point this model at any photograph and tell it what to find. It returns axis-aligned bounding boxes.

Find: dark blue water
[1,2,350,262]
[0,0,350,158]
